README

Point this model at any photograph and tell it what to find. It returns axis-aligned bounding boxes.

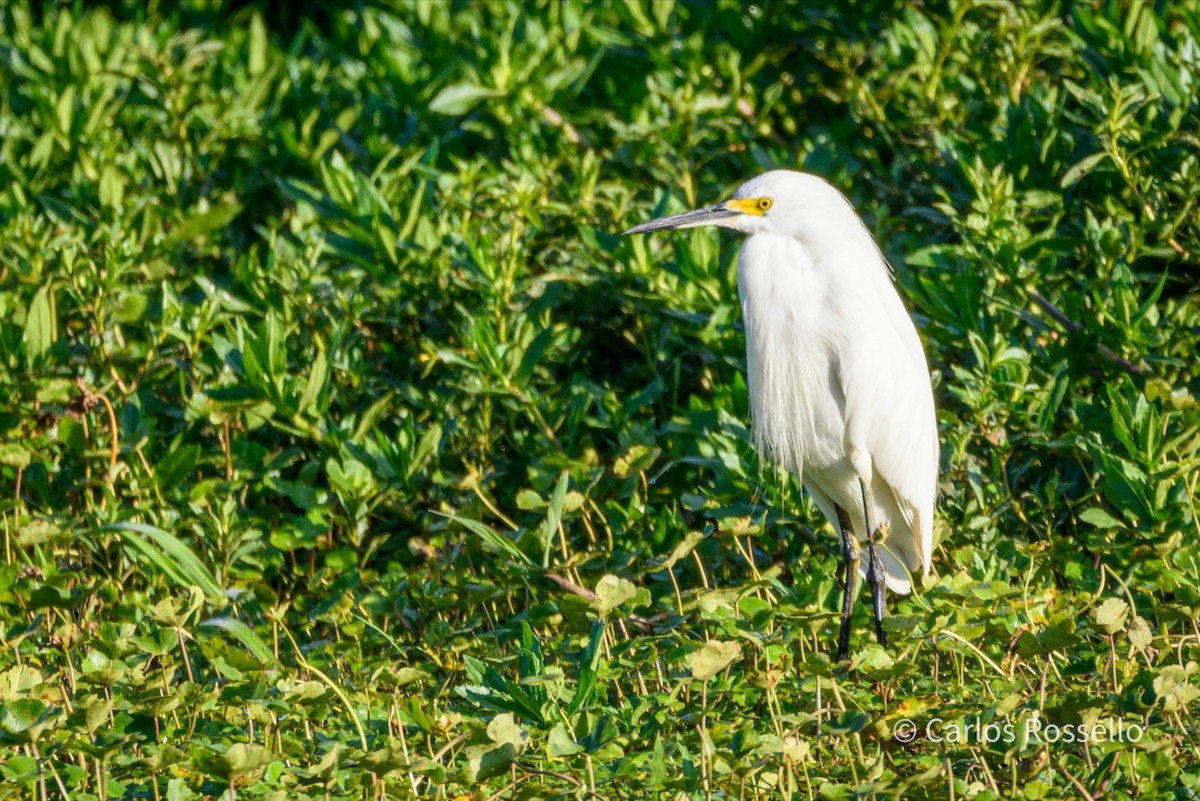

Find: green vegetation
[2,1,1199,798]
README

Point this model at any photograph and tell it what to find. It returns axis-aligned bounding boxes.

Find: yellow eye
[757,197,773,212]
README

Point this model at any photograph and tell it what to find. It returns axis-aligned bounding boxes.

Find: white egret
[624,170,938,659]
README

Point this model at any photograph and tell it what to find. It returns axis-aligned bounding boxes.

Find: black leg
[834,505,859,661]
[859,478,888,647]
[866,537,888,647]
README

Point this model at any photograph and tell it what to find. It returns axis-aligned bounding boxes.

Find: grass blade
[201,616,277,666]
[437,512,532,566]
[106,522,222,598]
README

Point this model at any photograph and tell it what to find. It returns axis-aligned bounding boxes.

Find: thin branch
[1028,290,1146,377]
[544,571,599,602]
[1059,761,1099,801]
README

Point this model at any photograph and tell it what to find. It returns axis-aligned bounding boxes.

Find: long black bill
[621,203,739,235]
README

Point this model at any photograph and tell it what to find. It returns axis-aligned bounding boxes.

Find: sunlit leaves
[688,639,742,680]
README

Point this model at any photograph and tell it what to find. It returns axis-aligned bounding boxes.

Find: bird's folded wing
[840,281,938,576]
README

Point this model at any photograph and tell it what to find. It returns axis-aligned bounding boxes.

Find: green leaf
[1060,152,1109,187]
[0,666,44,699]
[516,326,555,385]
[55,85,75,134]
[151,588,204,627]
[389,667,429,687]
[297,346,328,416]
[0,754,39,783]
[515,489,544,510]
[1127,616,1153,652]
[247,12,267,75]
[156,445,200,494]
[165,778,197,801]
[0,699,61,744]
[649,735,666,787]
[700,587,741,614]
[429,83,496,115]
[689,640,741,681]
[542,471,569,568]
[408,422,443,480]
[464,742,518,783]
[826,710,871,735]
[0,444,31,469]
[1094,597,1129,635]
[547,723,584,757]
[855,645,896,673]
[23,284,54,365]
[1153,666,1200,712]
[1079,507,1122,529]
[591,574,637,615]
[194,743,271,782]
[569,619,605,715]
[99,164,125,208]
[486,712,528,750]
[17,519,62,546]
[651,530,706,571]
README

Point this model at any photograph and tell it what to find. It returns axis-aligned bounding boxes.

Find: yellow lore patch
[726,197,773,216]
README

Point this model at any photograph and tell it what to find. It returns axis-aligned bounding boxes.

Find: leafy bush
[1,2,1197,797]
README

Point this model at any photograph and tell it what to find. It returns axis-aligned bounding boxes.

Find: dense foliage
[2,1,1199,798]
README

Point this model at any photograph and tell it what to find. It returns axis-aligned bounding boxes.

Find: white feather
[730,171,938,594]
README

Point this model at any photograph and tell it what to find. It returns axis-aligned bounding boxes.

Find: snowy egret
[623,170,938,660]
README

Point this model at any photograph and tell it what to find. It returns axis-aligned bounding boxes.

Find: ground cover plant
[2,1,1199,798]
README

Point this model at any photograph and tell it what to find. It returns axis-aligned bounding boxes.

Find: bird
[623,170,938,660]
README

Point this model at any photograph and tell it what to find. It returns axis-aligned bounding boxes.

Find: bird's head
[622,169,853,240]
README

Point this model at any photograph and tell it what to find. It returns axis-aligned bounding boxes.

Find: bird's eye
[757,198,773,212]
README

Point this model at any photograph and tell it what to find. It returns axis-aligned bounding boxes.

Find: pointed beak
[621,202,741,235]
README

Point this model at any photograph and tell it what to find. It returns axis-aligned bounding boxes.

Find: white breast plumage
[738,233,847,479]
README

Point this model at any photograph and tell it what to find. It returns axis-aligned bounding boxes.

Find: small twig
[1028,290,1146,377]
[1059,761,1099,801]
[470,483,520,531]
[280,627,369,752]
[97,395,119,469]
[72,379,120,468]
[514,763,610,800]
[514,763,582,786]
[936,628,1010,680]
[544,571,599,602]
[484,776,522,801]
[431,732,469,763]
